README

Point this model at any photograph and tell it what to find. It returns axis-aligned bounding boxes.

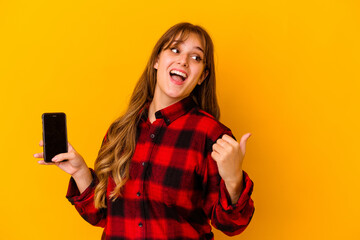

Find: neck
[148,96,173,124]
[148,90,187,123]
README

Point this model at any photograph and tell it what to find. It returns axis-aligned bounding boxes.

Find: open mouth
[169,69,188,82]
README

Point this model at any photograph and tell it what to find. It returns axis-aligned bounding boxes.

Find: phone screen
[42,113,68,162]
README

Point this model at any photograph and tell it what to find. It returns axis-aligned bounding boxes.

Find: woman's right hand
[34,140,89,179]
[34,140,93,193]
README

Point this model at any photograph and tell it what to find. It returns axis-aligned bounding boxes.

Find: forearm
[224,171,244,204]
[208,171,255,236]
[66,169,106,227]
[72,167,93,194]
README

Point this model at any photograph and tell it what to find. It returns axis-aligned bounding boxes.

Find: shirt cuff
[219,171,254,212]
[66,168,97,205]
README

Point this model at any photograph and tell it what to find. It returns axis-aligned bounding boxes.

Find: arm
[66,169,107,227]
[34,140,106,227]
[211,133,251,203]
[202,133,254,236]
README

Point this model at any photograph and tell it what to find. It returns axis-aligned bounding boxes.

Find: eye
[191,55,202,62]
[171,48,179,53]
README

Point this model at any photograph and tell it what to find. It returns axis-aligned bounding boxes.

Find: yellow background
[1,0,359,239]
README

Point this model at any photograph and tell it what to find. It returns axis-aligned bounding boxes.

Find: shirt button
[78,207,84,214]
[136,192,141,197]
[138,222,143,227]
[142,162,145,166]
[150,134,155,139]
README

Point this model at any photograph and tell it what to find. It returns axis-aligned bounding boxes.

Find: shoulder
[187,107,233,142]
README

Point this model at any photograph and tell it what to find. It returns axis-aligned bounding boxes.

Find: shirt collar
[140,96,197,125]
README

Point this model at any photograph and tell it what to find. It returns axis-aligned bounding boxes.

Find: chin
[165,91,186,101]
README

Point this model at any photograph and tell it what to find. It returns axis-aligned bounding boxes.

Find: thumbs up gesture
[211,133,251,204]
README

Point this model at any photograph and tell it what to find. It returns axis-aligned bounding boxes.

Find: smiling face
[153,32,208,107]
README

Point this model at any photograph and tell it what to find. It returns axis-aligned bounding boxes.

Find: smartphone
[42,112,68,163]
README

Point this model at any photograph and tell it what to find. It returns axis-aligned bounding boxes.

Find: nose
[177,53,188,67]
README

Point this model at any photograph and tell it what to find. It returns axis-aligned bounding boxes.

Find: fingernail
[52,157,57,162]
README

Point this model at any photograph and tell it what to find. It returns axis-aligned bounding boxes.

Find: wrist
[72,165,91,182]
[72,167,93,194]
[224,171,244,204]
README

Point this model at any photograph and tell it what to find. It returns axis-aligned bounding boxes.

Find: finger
[212,143,225,154]
[52,152,74,162]
[39,140,43,147]
[215,138,227,147]
[216,138,233,152]
[33,152,44,158]
[239,133,252,154]
[68,142,74,151]
[221,134,238,146]
[211,150,221,162]
[37,160,56,165]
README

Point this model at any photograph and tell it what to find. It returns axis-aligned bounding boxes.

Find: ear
[154,58,159,70]
[198,69,209,85]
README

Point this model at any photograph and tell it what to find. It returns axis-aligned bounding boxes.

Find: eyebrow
[195,46,204,53]
[170,40,205,54]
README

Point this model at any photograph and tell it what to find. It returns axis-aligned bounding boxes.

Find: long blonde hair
[94,22,220,209]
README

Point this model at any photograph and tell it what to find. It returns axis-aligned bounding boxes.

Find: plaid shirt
[66,96,254,240]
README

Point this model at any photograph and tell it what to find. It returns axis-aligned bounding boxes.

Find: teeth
[170,70,187,79]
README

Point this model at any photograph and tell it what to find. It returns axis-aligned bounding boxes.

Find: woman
[34,22,254,239]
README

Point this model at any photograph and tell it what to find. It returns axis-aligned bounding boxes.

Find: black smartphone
[42,112,68,163]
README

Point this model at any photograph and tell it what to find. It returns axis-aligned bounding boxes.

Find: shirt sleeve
[202,127,255,236]
[66,168,107,228]
[212,171,255,236]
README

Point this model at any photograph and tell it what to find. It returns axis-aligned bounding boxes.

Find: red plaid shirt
[66,96,254,239]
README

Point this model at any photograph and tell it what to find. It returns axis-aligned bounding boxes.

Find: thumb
[68,142,74,152]
[239,133,252,154]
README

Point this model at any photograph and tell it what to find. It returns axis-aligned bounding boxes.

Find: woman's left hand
[211,133,251,204]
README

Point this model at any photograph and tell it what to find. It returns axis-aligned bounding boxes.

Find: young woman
[34,22,255,239]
